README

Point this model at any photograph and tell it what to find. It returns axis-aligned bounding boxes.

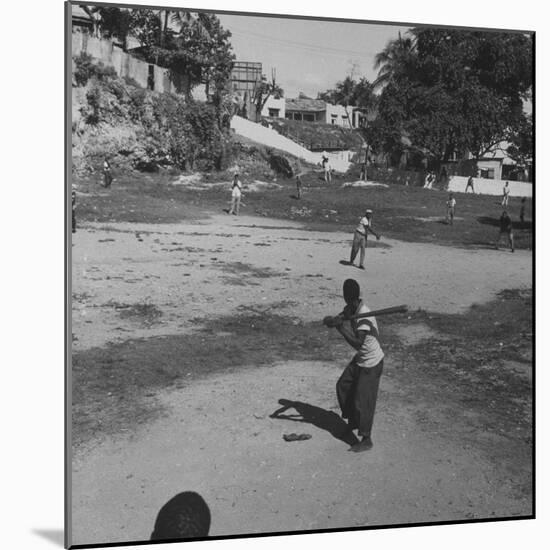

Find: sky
[217,13,410,98]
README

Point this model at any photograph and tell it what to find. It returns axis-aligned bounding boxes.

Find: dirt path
[72,214,531,351]
[70,214,532,546]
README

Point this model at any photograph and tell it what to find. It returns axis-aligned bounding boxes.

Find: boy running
[324,278,385,452]
[349,209,381,269]
[465,175,475,193]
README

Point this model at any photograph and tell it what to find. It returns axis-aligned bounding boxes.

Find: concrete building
[283,98,360,128]
[261,95,286,119]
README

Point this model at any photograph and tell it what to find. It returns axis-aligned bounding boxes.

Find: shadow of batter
[270,398,359,446]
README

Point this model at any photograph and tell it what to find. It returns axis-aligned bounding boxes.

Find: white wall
[448,176,532,198]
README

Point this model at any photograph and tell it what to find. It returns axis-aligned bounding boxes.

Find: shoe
[358,265,365,270]
[349,438,373,452]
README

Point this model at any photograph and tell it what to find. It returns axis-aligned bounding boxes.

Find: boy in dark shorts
[324,279,385,453]
[495,210,514,252]
[520,197,526,223]
[349,209,381,269]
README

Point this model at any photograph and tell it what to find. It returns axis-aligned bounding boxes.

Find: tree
[370,28,533,168]
[506,113,533,166]
[373,31,416,90]
[95,6,132,50]
[318,77,378,128]
[253,69,283,122]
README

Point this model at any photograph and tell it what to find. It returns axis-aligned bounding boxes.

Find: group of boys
[447,178,525,252]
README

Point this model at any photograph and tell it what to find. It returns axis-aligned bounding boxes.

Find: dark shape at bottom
[151,491,211,541]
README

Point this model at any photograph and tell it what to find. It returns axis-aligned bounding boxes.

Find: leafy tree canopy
[371,28,533,165]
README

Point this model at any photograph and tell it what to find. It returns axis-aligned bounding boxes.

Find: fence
[72,32,187,95]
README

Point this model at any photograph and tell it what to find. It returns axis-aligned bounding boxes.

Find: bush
[84,84,102,125]
[73,53,118,87]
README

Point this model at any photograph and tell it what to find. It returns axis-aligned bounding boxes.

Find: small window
[304,113,315,122]
[268,108,280,117]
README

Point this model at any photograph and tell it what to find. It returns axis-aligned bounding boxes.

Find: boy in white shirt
[229,173,242,215]
[502,181,510,207]
[446,193,456,225]
[349,209,381,269]
[324,278,385,452]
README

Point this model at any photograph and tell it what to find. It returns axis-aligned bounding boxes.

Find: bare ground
[70,213,532,546]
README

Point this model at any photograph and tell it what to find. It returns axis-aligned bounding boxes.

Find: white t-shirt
[447,198,456,209]
[351,301,384,368]
[231,180,242,198]
[503,186,510,196]
[355,216,370,235]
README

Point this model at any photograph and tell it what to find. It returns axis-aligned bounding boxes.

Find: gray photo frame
[66,1,535,547]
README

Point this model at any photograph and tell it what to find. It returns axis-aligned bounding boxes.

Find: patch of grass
[74,170,533,250]
[219,261,284,278]
[72,312,346,449]
[381,288,532,495]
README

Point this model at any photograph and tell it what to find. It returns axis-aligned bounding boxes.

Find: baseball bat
[350,304,408,320]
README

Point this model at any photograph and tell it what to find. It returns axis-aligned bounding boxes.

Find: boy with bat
[324,279,386,452]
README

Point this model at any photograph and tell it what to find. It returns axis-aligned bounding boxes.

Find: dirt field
[70,212,532,546]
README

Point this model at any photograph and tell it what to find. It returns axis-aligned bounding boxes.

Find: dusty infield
[71,213,532,545]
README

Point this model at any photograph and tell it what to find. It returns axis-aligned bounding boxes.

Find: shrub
[73,53,118,87]
[84,84,102,125]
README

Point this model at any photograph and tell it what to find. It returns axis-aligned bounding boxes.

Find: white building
[261,95,286,119]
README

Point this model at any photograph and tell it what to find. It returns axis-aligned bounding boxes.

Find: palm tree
[373,31,416,89]
[170,10,211,39]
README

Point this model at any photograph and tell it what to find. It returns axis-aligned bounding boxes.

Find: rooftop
[285,98,327,112]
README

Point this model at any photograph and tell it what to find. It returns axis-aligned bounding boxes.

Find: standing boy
[71,184,76,234]
[446,193,456,225]
[349,209,381,270]
[495,210,515,252]
[228,173,242,215]
[103,158,113,188]
[502,181,510,207]
[520,197,526,223]
[324,278,385,452]
[295,158,304,199]
[465,175,475,193]
[322,153,332,183]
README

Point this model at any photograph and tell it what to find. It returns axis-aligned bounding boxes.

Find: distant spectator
[295,158,304,199]
[465,175,475,193]
[495,210,514,252]
[520,197,527,224]
[502,181,510,207]
[151,492,211,541]
[228,173,242,215]
[71,185,76,234]
[322,153,332,183]
[446,193,456,225]
[103,158,113,188]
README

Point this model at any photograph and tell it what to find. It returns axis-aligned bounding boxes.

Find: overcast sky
[218,13,410,98]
